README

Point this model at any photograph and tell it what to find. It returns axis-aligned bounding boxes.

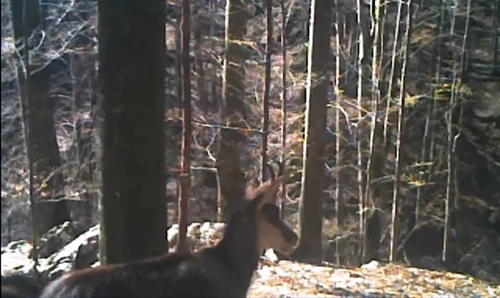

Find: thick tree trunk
[292,0,332,263]
[216,0,249,221]
[10,0,68,238]
[97,0,167,265]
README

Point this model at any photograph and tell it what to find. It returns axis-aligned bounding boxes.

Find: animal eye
[261,203,280,219]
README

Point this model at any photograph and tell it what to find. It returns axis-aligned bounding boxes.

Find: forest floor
[249,259,499,297]
[2,224,499,297]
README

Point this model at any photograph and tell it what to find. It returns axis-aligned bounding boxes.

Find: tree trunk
[389,0,412,263]
[333,0,346,265]
[292,0,332,263]
[363,0,384,264]
[261,0,272,182]
[177,0,193,253]
[97,0,167,265]
[193,6,209,113]
[216,0,249,221]
[10,0,68,239]
[356,0,366,262]
[71,1,95,182]
[279,0,288,217]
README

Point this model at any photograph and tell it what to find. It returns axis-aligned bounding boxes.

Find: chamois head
[248,163,298,255]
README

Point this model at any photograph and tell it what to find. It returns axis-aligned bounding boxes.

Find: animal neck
[210,210,260,289]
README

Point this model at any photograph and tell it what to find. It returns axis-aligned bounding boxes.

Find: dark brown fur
[1,274,44,298]
[40,185,296,298]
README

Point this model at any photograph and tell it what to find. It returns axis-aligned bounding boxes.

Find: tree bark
[216,0,249,221]
[10,0,68,239]
[97,0,167,265]
[177,0,192,253]
[292,0,332,263]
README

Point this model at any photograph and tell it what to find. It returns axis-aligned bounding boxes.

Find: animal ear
[262,176,283,203]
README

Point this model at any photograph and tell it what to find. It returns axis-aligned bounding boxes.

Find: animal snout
[282,229,299,248]
[281,229,299,255]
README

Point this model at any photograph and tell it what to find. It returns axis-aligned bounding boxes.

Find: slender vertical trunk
[209,0,218,111]
[384,0,404,146]
[363,0,383,263]
[333,0,345,265]
[261,0,272,182]
[415,0,432,226]
[429,1,445,164]
[355,0,366,261]
[174,0,183,112]
[177,0,192,253]
[452,0,471,208]
[279,0,288,218]
[193,5,208,112]
[389,0,412,263]
[443,0,459,263]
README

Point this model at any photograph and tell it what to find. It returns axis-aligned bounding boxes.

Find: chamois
[41,170,298,298]
[1,274,45,298]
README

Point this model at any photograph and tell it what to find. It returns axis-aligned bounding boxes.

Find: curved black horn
[264,162,276,181]
[274,160,283,177]
[264,159,284,181]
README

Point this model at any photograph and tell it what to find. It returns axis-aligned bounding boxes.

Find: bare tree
[333,0,345,265]
[193,4,208,112]
[261,0,272,182]
[68,1,96,228]
[292,0,332,263]
[97,0,167,264]
[355,0,367,261]
[383,0,404,145]
[415,0,431,227]
[443,0,472,262]
[451,0,472,209]
[174,0,183,111]
[363,0,384,263]
[389,0,413,263]
[429,0,445,165]
[216,0,249,221]
[70,0,95,182]
[177,0,193,253]
[10,0,69,240]
[208,0,219,110]
[343,10,358,96]
[280,0,288,217]
[364,0,383,209]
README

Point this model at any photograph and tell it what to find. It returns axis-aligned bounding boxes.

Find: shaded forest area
[1,0,499,285]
